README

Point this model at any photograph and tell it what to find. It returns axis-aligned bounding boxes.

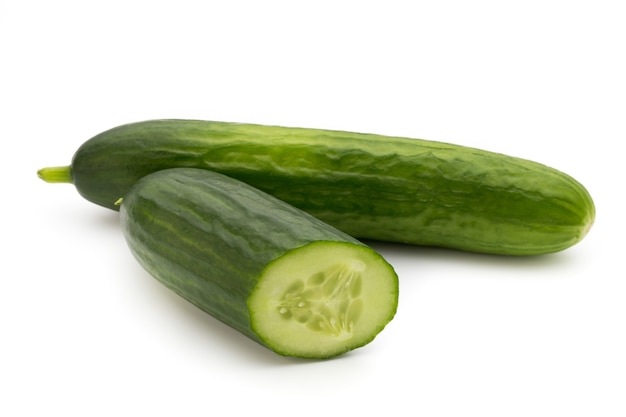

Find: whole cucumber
[38,119,595,255]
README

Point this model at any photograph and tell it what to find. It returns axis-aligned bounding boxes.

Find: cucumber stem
[37,166,73,184]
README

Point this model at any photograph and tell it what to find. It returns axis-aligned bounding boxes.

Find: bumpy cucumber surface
[39,119,595,255]
[119,168,399,359]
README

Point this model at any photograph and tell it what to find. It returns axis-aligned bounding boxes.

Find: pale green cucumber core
[249,241,398,358]
[276,259,365,340]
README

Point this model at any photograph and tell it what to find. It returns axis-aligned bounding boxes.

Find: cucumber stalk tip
[37,166,73,184]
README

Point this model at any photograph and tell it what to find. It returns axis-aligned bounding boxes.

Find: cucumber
[118,168,399,359]
[39,119,595,255]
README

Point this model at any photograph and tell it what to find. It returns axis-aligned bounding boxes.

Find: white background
[2,1,624,416]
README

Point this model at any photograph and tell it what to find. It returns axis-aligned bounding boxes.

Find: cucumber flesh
[250,241,397,358]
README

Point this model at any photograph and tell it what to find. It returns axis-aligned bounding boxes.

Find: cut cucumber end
[37,166,73,184]
[248,241,399,359]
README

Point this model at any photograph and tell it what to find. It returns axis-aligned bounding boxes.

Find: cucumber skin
[74,119,595,256]
[119,168,397,357]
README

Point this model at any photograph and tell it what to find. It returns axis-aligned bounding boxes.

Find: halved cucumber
[119,168,398,358]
